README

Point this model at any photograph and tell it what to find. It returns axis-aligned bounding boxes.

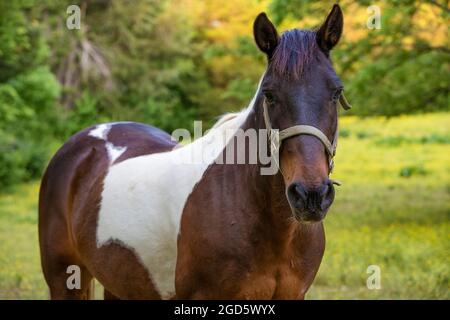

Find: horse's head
[253,5,344,223]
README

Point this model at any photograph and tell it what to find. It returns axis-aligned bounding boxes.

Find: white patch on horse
[88,123,128,164]
[88,123,111,140]
[105,142,127,164]
[96,78,263,299]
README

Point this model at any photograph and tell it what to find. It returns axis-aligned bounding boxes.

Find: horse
[39,4,348,299]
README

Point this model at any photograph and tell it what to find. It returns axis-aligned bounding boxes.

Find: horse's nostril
[287,181,335,214]
[319,183,329,198]
[320,181,335,211]
[287,183,306,202]
[294,184,307,201]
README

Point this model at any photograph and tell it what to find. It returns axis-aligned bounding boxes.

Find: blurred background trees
[0,0,448,189]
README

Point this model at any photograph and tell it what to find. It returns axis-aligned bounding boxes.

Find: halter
[263,93,351,174]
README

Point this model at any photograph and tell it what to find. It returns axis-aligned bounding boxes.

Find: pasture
[0,113,448,299]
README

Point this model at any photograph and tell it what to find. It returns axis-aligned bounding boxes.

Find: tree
[0,0,61,189]
[269,0,450,116]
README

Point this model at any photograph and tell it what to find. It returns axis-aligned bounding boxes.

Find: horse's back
[40,121,176,220]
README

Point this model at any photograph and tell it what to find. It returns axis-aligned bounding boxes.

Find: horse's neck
[237,99,295,228]
[232,101,321,248]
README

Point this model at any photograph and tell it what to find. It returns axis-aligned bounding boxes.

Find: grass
[0,113,449,299]
[308,113,450,299]
[0,182,44,299]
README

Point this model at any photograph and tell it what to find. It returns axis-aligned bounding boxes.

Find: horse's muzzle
[286,180,335,222]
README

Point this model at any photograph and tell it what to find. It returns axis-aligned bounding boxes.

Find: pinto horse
[39,5,348,299]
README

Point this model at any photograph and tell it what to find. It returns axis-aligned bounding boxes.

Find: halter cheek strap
[263,93,351,174]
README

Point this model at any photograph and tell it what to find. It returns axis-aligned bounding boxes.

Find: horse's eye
[332,88,343,103]
[265,92,275,104]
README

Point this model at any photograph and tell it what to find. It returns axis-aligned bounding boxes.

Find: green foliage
[348,50,449,116]
[0,133,48,190]
[0,0,50,82]
[63,92,105,136]
[0,1,60,190]
[270,0,450,116]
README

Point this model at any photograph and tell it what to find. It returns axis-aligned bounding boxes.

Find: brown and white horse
[39,5,346,299]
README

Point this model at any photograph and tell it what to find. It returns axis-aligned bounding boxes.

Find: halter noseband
[263,93,351,174]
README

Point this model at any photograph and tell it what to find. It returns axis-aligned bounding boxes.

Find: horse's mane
[271,29,318,79]
[211,113,240,129]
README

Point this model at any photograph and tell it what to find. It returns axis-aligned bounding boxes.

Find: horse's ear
[253,12,279,59]
[316,4,343,53]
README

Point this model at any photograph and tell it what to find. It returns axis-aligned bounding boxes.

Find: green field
[0,113,449,299]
